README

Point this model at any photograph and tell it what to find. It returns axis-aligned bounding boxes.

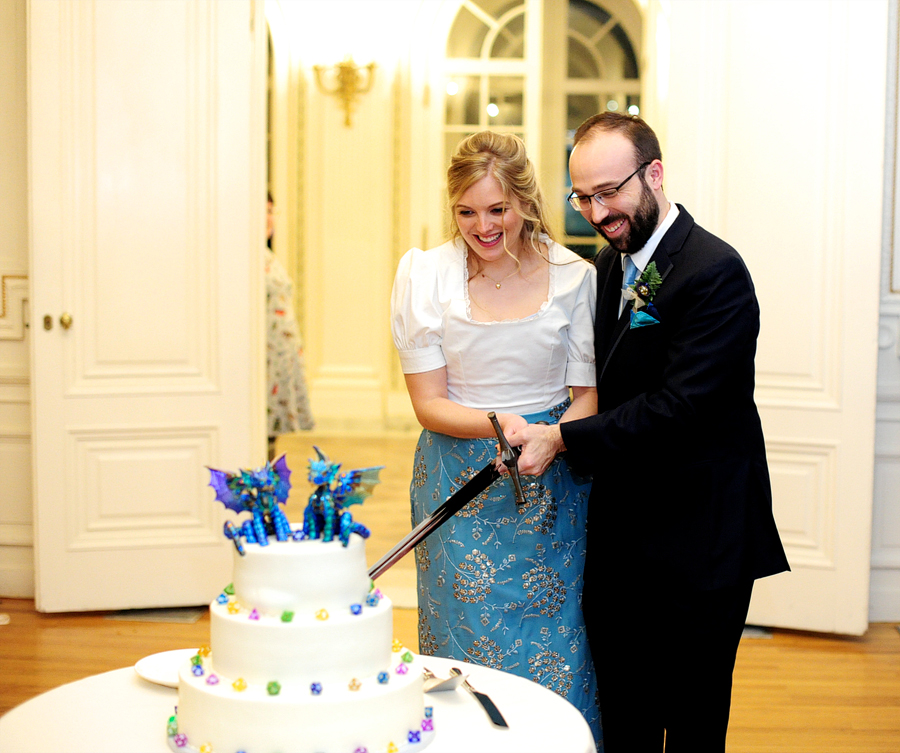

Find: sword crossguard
[487,412,525,506]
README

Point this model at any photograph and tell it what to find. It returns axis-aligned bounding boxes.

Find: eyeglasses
[567,161,651,212]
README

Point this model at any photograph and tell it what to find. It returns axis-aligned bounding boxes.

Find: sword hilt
[487,411,525,506]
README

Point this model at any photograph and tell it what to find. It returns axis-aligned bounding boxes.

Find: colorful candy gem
[249,608,260,621]
[421,718,434,731]
[408,730,421,743]
[392,639,402,653]
[198,645,211,657]
[191,664,204,677]
[232,678,247,692]
[199,745,213,753]
[401,650,414,663]
[216,593,228,604]
[349,678,361,691]
[377,671,389,684]
[227,601,241,615]
[206,674,219,685]
[224,583,234,595]
[354,748,368,753]
[267,681,281,696]
[350,603,362,615]
[424,706,433,718]
[174,733,188,748]
[166,716,178,736]
[366,592,380,607]
[310,682,322,695]
[315,609,329,621]
[395,663,408,675]
[281,611,294,623]
[387,743,398,753]
[190,655,202,666]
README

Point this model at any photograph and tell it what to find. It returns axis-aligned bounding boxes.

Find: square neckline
[462,241,556,325]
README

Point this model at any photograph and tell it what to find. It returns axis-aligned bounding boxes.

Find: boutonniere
[624,261,662,329]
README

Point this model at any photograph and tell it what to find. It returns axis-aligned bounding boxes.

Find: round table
[0,654,595,753]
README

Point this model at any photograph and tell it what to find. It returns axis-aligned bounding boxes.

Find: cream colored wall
[266,0,442,432]
[0,0,32,598]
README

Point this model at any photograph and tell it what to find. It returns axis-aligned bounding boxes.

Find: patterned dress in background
[266,249,314,435]
[411,401,601,746]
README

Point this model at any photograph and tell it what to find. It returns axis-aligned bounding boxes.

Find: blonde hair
[447,131,555,259]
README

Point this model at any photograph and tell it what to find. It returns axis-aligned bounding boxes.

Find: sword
[368,412,523,580]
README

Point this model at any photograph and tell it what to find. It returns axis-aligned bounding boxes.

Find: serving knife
[450,667,509,728]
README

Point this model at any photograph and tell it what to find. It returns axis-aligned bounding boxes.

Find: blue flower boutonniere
[624,261,662,329]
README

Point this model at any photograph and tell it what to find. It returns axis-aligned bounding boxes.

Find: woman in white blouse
[391,131,601,744]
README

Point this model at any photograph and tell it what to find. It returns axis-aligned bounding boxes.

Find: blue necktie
[620,255,639,315]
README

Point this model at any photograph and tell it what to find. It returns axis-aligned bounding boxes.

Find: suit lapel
[594,249,622,360]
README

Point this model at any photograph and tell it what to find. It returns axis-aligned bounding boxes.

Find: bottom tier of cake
[167,648,433,753]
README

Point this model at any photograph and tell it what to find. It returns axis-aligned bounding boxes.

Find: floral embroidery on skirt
[410,402,601,746]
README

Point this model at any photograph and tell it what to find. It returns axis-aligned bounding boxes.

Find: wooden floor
[2,430,899,752]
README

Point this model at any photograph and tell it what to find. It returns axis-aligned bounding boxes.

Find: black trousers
[588,577,754,753]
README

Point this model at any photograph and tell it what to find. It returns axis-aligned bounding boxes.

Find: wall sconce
[313,56,376,127]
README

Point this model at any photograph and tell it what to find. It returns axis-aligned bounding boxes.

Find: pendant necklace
[480,268,519,289]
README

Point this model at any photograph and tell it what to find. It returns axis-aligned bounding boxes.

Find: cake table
[0,655,595,753]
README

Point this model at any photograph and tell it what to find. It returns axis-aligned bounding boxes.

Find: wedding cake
[165,452,433,753]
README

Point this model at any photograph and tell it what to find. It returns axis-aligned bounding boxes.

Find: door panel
[29,0,266,612]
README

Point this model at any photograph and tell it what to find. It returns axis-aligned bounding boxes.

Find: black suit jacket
[561,206,789,592]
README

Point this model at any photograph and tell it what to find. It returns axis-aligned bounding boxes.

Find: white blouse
[391,238,596,416]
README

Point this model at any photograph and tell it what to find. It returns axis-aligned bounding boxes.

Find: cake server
[368,411,522,580]
[450,667,509,728]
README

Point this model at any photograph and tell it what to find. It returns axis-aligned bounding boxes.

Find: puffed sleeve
[565,260,597,388]
[390,248,447,374]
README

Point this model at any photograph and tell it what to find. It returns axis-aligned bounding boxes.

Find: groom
[509,113,789,752]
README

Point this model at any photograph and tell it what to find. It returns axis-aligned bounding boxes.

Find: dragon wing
[272,454,292,504]
[207,467,245,513]
[336,466,384,507]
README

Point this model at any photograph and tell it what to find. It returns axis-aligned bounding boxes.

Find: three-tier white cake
[166,535,432,753]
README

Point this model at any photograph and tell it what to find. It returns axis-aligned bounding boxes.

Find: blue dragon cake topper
[207,449,383,555]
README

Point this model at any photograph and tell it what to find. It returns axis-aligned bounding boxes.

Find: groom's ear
[645,159,665,192]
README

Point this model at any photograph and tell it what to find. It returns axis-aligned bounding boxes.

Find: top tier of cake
[232,534,371,613]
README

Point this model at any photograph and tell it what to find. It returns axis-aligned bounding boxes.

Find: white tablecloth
[0,654,595,753]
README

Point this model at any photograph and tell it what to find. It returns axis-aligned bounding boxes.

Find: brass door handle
[60,313,73,329]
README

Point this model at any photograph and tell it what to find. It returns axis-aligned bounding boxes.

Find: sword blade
[368,461,500,580]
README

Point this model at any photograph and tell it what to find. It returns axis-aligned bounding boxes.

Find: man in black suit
[508,113,790,752]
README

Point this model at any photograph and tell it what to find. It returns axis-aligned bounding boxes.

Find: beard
[593,180,660,255]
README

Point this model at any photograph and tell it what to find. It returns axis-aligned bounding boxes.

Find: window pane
[568,37,599,79]
[490,11,525,58]
[597,23,638,80]
[445,76,482,126]
[568,94,599,132]
[568,0,611,37]
[488,76,524,126]
[447,5,489,57]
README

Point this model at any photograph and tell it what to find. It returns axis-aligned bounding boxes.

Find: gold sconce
[313,56,376,127]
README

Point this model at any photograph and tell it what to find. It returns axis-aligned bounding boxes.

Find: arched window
[564,0,641,258]
[441,0,642,258]
[443,0,531,189]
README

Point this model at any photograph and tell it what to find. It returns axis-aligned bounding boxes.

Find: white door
[28,0,266,612]
[660,0,886,635]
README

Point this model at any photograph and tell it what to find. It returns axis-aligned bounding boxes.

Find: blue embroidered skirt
[410,402,601,745]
